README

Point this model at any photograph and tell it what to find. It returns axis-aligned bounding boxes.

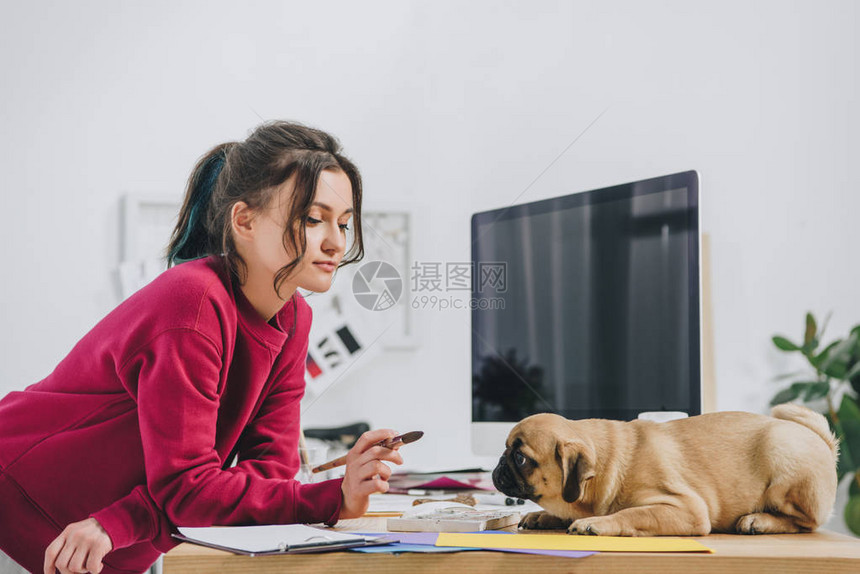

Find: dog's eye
[515,452,527,467]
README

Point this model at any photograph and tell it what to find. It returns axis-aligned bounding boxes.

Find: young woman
[0,121,402,574]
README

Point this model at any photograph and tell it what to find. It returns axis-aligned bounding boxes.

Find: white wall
[1,0,858,530]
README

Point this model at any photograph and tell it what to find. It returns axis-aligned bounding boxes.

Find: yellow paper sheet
[435,533,714,553]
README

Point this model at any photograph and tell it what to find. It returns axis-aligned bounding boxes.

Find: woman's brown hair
[167,120,364,295]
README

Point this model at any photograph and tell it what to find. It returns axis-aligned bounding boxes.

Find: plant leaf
[819,312,833,341]
[826,413,852,480]
[773,336,800,352]
[846,494,860,537]
[837,396,860,476]
[804,313,817,346]
[769,381,824,406]
[801,339,820,356]
[802,313,818,354]
[772,370,809,382]
[821,335,856,378]
[823,363,848,379]
[822,336,852,365]
[770,386,800,406]
[812,340,840,369]
[802,381,830,401]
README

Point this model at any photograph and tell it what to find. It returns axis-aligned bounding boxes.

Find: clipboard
[173,524,392,556]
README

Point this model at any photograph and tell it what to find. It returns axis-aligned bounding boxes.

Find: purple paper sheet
[495,548,595,558]
[473,531,594,558]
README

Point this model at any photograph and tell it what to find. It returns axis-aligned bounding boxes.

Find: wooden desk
[163,517,860,574]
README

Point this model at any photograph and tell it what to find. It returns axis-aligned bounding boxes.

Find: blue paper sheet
[347,531,595,558]
[351,544,480,554]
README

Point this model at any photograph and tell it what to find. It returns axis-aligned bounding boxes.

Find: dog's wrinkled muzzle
[492,455,530,499]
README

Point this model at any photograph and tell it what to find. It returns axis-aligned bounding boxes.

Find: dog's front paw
[519,511,572,530]
[735,512,804,535]
[569,517,617,536]
[736,514,760,535]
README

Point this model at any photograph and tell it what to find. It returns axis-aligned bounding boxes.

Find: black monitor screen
[471,171,700,422]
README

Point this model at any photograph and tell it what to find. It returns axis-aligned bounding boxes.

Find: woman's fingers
[68,546,89,574]
[338,429,410,519]
[363,476,390,496]
[358,445,403,466]
[356,458,393,482]
[43,534,64,574]
[86,543,108,574]
[352,459,393,497]
[54,540,76,574]
[350,429,397,458]
[57,540,75,574]
[355,474,390,497]
[44,518,112,574]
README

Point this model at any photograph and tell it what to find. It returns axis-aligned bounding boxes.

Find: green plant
[770,313,860,536]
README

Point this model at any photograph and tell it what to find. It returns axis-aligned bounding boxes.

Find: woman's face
[296,168,354,292]
[254,168,354,297]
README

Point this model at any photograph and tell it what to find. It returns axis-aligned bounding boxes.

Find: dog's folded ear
[557,439,596,503]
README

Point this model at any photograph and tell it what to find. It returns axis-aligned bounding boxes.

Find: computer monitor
[471,171,701,455]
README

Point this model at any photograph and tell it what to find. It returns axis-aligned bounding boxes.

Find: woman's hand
[339,429,404,519]
[44,517,112,574]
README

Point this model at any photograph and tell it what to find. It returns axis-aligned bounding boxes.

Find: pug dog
[492,404,838,536]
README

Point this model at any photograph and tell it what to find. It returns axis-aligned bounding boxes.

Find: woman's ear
[231,201,255,243]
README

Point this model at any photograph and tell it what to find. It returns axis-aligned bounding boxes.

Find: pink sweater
[0,256,343,573]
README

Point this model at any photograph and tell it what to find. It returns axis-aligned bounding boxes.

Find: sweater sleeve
[232,317,344,525]
[88,485,179,552]
[94,327,341,533]
[89,485,162,551]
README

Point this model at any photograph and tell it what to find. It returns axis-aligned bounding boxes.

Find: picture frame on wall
[119,193,181,299]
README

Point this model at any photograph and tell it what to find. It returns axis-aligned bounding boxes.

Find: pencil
[311,430,423,474]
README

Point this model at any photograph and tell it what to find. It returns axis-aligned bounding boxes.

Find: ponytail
[167,143,232,266]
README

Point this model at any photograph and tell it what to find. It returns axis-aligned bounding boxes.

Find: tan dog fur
[494,405,838,536]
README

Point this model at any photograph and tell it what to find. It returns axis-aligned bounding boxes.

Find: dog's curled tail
[771,403,839,459]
